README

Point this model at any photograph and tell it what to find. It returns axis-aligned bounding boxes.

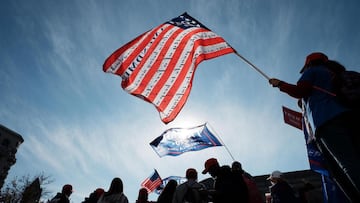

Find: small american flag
[103,12,234,123]
[141,169,162,193]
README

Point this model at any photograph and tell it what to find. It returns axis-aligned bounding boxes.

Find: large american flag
[103,12,234,123]
[141,169,162,193]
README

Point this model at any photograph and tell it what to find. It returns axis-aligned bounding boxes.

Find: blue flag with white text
[150,123,223,157]
[155,176,186,194]
[301,100,329,176]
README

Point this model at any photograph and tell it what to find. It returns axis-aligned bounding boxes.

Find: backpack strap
[182,183,196,203]
[182,184,190,201]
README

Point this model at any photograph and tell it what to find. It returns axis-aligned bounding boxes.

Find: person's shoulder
[54,192,63,197]
[176,182,188,190]
[190,181,205,189]
[58,193,68,200]
[121,194,129,203]
[277,180,294,191]
[219,165,232,174]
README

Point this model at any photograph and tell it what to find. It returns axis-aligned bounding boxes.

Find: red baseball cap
[300,52,328,73]
[202,158,219,174]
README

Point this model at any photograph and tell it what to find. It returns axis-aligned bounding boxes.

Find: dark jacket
[50,192,70,203]
[270,180,298,203]
[213,166,249,203]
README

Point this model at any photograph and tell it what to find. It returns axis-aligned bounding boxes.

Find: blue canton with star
[167,12,208,30]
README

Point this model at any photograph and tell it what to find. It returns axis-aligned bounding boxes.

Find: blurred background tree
[0,172,53,203]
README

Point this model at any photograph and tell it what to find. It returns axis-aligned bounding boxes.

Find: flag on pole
[150,123,223,157]
[301,101,350,202]
[103,12,235,124]
[282,106,303,130]
[155,176,186,194]
[141,169,163,193]
[300,101,329,176]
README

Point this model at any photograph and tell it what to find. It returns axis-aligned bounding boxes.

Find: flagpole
[206,123,235,162]
[233,49,270,80]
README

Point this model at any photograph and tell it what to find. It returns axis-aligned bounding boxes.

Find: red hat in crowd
[202,158,220,174]
[95,188,104,197]
[300,52,328,73]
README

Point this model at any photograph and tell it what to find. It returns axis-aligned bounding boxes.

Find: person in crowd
[157,179,178,203]
[232,161,252,180]
[172,168,206,203]
[82,188,104,203]
[268,52,360,202]
[50,184,73,203]
[298,182,322,203]
[202,158,248,203]
[97,177,129,203]
[267,170,298,203]
[136,187,155,203]
[232,161,263,203]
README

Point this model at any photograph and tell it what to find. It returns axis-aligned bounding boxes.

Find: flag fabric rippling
[103,12,234,123]
[150,123,223,157]
[301,100,328,176]
[141,169,162,193]
[155,176,186,194]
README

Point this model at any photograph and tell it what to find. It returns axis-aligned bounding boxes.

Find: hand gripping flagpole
[233,49,270,80]
[206,122,235,162]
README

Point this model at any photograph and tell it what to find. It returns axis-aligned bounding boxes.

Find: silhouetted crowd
[49,158,322,203]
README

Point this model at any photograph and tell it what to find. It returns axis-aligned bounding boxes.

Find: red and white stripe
[103,23,234,123]
[141,176,162,193]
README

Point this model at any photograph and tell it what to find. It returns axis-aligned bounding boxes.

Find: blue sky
[1,0,360,202]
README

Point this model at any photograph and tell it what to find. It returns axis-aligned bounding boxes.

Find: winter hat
[267,170,283,180]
